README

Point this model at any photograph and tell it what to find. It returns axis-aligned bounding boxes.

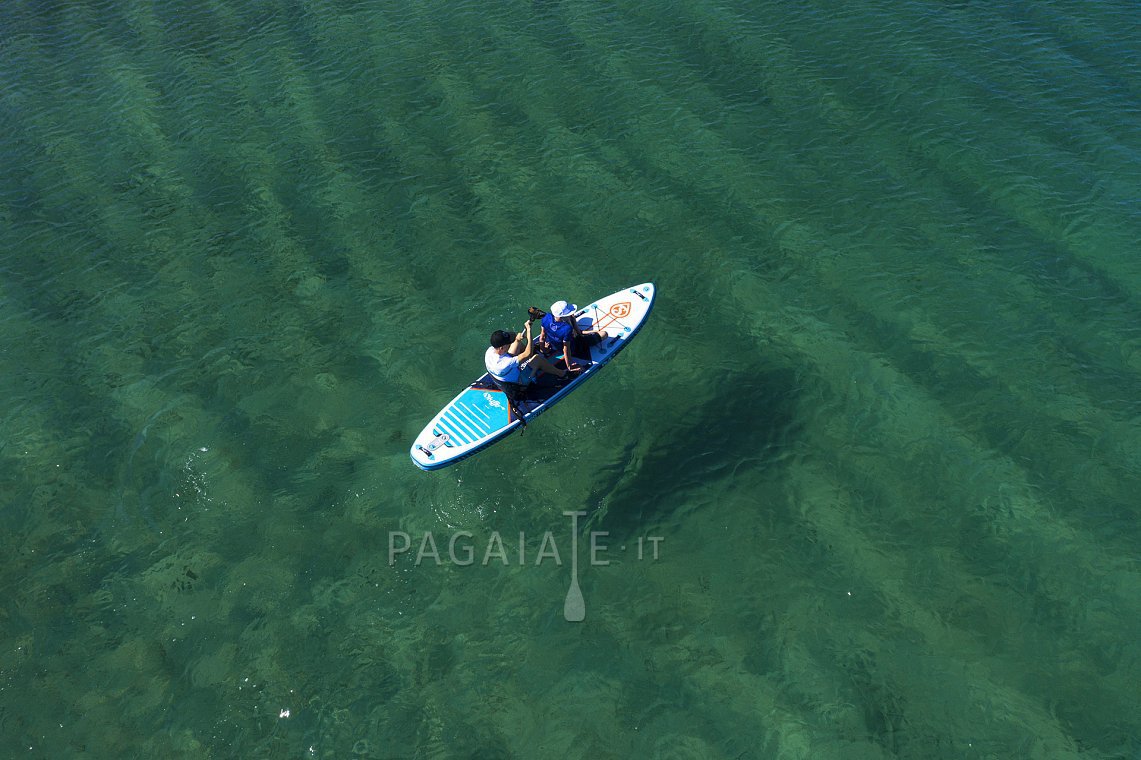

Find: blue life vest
[542,313,574,348]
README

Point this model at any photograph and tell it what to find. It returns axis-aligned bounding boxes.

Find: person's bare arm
[511,320,535,360]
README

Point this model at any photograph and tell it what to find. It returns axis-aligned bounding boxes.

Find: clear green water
[2,0,1139,756]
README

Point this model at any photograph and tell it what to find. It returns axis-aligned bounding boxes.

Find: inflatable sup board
[410,283,655,471]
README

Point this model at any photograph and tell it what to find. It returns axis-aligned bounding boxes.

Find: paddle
[563,511,587,622]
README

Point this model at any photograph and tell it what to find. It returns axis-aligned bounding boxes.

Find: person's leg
[569,332,606,361]
[522,354,567,378]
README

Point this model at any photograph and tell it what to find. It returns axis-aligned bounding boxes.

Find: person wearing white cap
[538,299,609,373]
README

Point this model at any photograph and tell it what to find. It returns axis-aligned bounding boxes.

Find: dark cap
[489,330,516,348]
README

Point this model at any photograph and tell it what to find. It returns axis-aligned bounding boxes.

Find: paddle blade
[563,580,585,622]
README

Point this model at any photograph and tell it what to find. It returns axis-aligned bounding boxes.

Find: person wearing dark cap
[484,316,567,392]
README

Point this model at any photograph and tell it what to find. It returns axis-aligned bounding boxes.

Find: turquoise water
[2,0,1139,756]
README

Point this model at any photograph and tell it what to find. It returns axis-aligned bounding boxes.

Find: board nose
[631,282,655,303]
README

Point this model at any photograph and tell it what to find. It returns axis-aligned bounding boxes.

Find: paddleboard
[410,283,656,471]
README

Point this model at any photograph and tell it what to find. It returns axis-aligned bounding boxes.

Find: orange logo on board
[609,302,631,319]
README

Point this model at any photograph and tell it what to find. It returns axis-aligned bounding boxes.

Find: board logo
[609,302,631,319]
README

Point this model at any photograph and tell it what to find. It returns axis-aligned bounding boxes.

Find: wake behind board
[410,283,656,471]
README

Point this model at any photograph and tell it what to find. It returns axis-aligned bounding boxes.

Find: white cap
[550,300,577,318]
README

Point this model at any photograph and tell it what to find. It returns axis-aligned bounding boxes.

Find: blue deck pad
[451,389,512,436]
[432,388,512,446]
